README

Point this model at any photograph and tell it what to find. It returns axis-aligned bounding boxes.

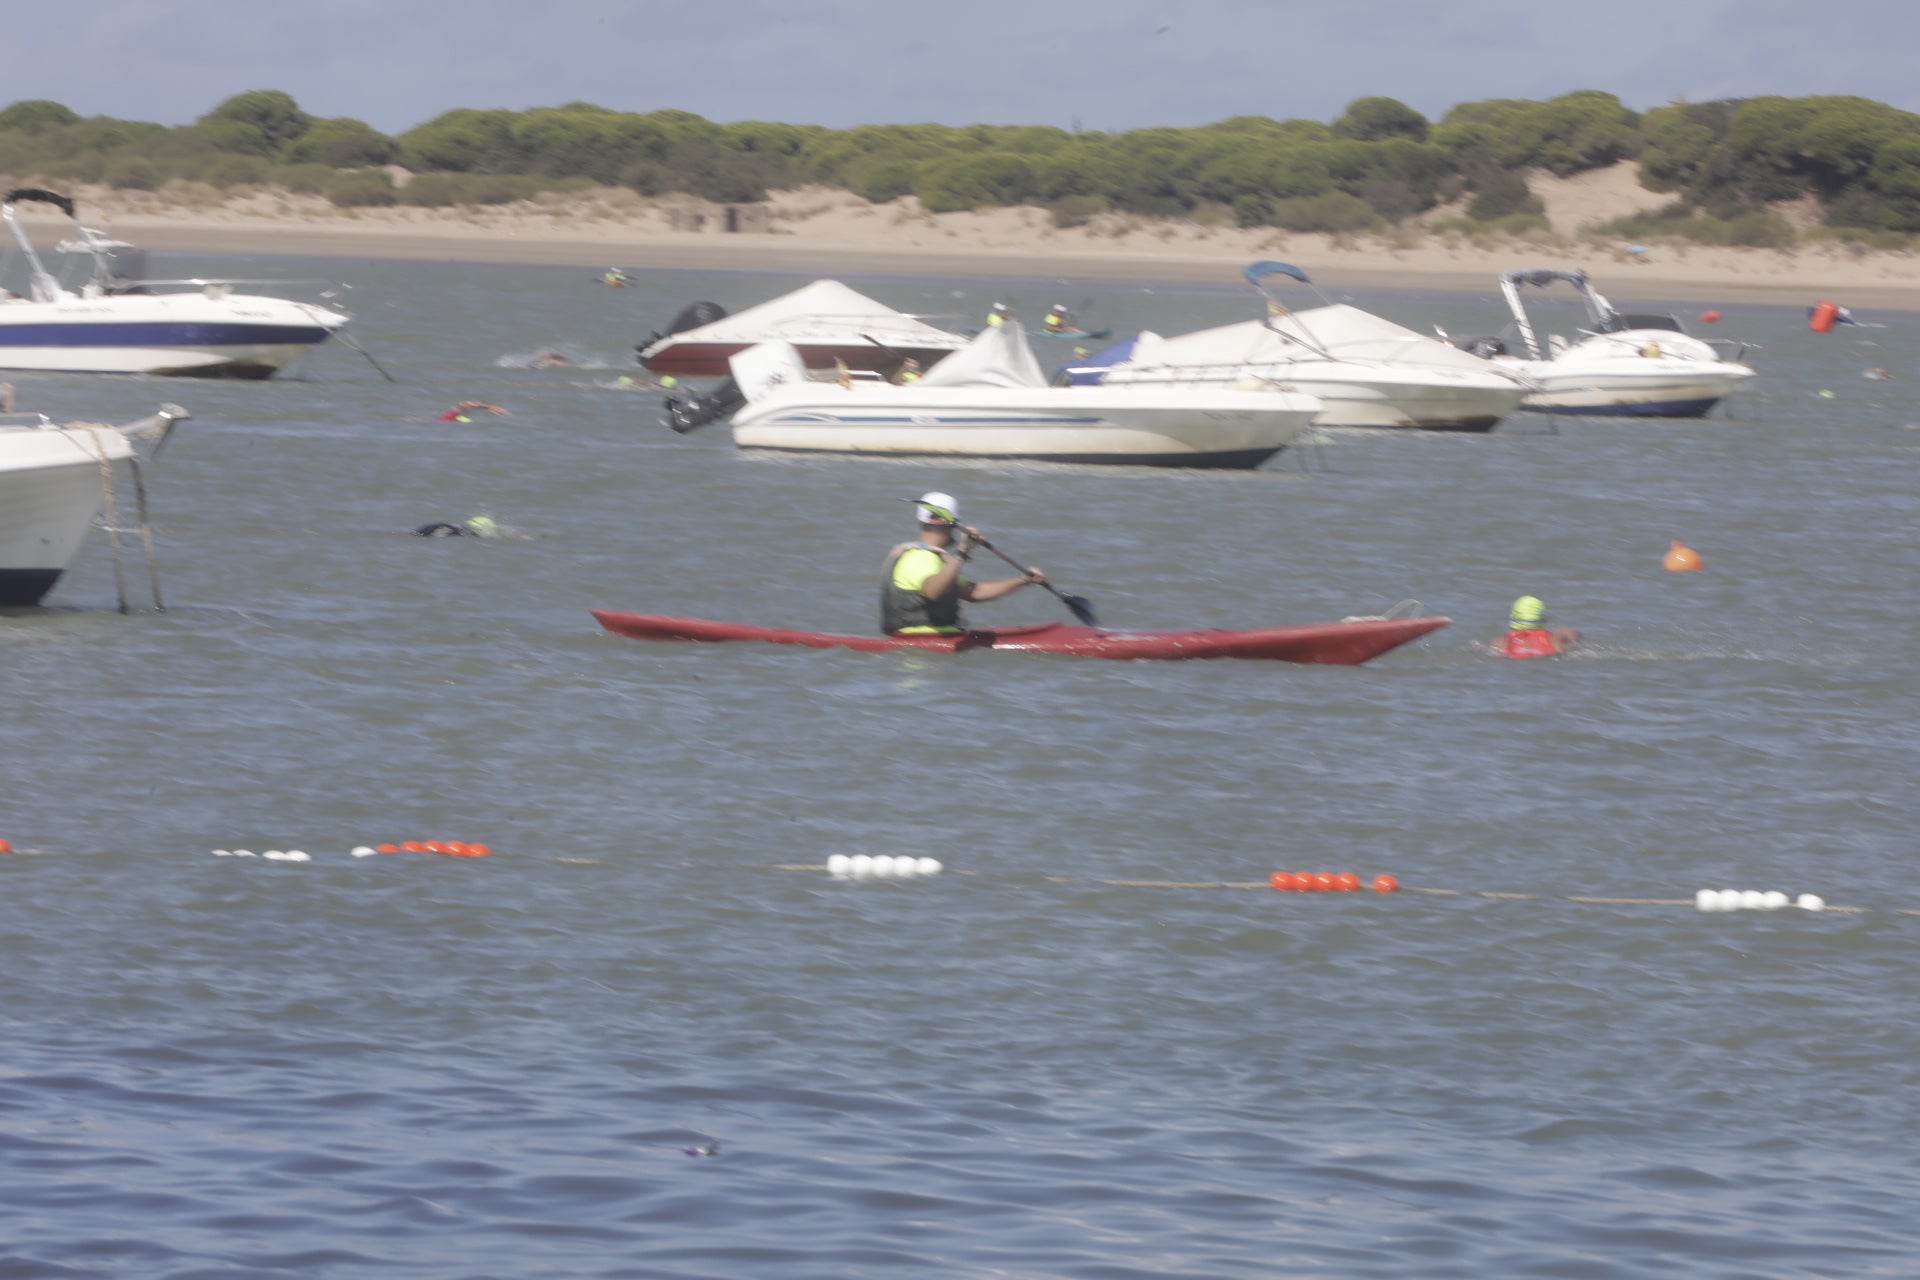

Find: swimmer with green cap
[1502,595,1577,659]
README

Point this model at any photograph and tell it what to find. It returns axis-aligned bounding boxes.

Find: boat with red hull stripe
[592,610,1449,665]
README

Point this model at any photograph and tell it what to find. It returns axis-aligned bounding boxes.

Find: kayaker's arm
[962,565,1045,602]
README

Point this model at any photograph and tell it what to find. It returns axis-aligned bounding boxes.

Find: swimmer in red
[1503,595,1578,658]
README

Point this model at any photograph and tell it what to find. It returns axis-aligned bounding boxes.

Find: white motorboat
[1458,269,1757,417]
[709,321,1322,468]
[637,279,971,377]
[0,393,186,606]
[1071,262,1532,431]
[0,188,349,377]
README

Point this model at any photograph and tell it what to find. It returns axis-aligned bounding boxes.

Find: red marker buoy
[1335,872,1361,892]
[0,838,12,854]
[1699,309,1721,324]
[1372,875,1399,894]
[1810,301,1839,334]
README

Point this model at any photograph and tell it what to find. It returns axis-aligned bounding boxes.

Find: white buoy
[233,849,256,857]
[827,854,852,877]
[1796,893,1826,911]
[350,846,377,859]
[212,849,232,857]
[849,854,874,877]
[1695,888,1720,912]
[916,857,943,875]
[1714,888,1742,911]
[872,855,899,876]
[1759,890,1789,910]
[1738,889,1767,910]
[285,851,311,862]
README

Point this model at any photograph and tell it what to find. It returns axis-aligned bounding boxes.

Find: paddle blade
[1058,590,1098,627]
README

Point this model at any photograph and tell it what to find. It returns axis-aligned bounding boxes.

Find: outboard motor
[636,300,729,359]
[664,377,745,433]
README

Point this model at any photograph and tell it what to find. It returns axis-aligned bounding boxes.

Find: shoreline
[29,173,1920,310]
[104,221,1920,311]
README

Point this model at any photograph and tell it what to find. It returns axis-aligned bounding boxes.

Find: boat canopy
[1244,261,1312,287]
[1503,268,1590,291]
[917,320,1049,389]
[657,279,968,348]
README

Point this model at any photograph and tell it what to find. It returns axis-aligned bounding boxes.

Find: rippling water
[4,256,1918,1278]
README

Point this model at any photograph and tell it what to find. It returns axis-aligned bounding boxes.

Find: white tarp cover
[914,320,1049,389]
[1135,304,1505,374]
[671,280,969,347]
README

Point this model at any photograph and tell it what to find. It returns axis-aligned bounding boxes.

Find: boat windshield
[1595,313,1684,334]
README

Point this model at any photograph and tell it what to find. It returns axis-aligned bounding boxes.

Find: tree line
[4,89,1920,247]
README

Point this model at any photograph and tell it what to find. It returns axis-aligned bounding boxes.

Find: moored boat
[592,609,1449,665]
[1067,262,1532,431]
[0,394,187,606]
[713,321,1323,469]
[637,279,971,377]
[0,189,349,378]
[1456,270,1757,417]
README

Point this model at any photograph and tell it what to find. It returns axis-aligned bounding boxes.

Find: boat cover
[1131,305,1514,374]
[658,280,968,349]
[915,320,1049,390]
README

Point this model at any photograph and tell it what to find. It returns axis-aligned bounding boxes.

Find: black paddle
[969,534,1098,626]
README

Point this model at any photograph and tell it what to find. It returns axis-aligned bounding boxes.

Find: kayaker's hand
[1023,567,1046,585]
[957,524,984,553]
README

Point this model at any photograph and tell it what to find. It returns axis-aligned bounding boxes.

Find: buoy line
[779,864,1916,916]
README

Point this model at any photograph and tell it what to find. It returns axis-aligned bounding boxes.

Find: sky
[9,0,1920,137]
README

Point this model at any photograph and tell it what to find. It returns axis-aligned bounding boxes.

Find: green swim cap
[1509,595,1546,628]
[464,516,499,536]
[659,375,678,389]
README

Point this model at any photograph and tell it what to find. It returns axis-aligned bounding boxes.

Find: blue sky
[10,0,1919,137]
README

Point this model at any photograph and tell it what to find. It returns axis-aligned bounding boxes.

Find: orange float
[1372,875,1399,893]
[1335,872,1361,892]
[1699,309,1721,324]
[1663,540,1703,571]
[1809,301,1839,333]
[0,839,11,854]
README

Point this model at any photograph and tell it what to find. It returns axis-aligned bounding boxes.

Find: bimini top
[1244,260,1314,288]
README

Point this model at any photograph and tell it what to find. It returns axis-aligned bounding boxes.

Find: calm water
[3,255,1917,1279]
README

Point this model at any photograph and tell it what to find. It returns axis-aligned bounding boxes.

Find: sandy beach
[26,164,1920,309]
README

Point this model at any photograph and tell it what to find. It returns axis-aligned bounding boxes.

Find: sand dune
[18,165,1919,309]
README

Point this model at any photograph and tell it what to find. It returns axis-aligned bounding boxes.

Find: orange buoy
[1810,301,1839,333]
[0,838,12,854]
[1663,540,1703,571]
[465,844,491,858]
[376,843,399,853]
[1699,309,1721,324]
[1312,872,1337,891]
[1372,874,1399,894]
[1270,871,1295,891]
[401,840,427,852]
[1335,872,1361,892]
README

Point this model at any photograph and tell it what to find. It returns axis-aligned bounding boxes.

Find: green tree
[0,99,80,133]
[1332,97,1429,143]
[199,90,312,153]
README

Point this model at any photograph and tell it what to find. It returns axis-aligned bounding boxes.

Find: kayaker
[1043,302,1073,333]
[985,302,1012,328]
[893,358,922,384]
[1502,594,1578,659]
[881,491,1046,635]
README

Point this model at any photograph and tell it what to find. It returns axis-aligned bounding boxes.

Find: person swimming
[411,516,500,539]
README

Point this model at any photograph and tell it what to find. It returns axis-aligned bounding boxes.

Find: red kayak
[591,610,1449,665]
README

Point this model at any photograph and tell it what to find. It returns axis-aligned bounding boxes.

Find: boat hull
[1515,366,1754,417]
[0,295,347,377]
[729,385,1320,468]
[1098,367,1524,432]
[592,610,1450,665]
[0,424,132,605]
